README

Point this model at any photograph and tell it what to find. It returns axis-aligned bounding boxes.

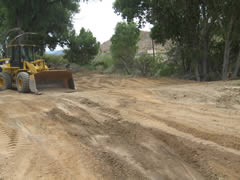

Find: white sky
[73,0,122,44]
[73,0,151,43]
[53,0,151,51]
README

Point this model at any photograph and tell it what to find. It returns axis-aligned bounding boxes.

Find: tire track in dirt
[119,109,240,180]
[120,107,240,155]
[43,92,204,179]
[0,121,34,179]
[0,124,12,174]
[0,123,20,157]
[46,107,146,179]
[150,128,240,180]
[0,113,101,179]
[46,99,204,180]
[73,73,240,179]
[1,73,240,179]
[73,77,240,154]
[74,74,190,93]
[127,87,240,142]
[150,114,240,151]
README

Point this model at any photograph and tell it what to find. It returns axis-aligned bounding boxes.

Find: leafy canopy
[113,0,240,80]
[0,0,80,49]
[64,28,100,65]
[110,22,140,74]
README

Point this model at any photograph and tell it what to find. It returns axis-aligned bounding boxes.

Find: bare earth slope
[99,31,171,56]
[0,73,240,180]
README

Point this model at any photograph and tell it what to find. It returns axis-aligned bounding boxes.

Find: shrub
[42,54,68,65]
[154,62,178,77]
[93,55,115,72]
[135,53,156,76]
[64,28,100,65]
[110,22,140,74]
[134,53,179,77]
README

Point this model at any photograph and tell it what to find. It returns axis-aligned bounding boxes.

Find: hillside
[99,31,171,56]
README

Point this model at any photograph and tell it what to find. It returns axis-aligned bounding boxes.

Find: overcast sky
[73,0,152,44]
[52,0,151,50]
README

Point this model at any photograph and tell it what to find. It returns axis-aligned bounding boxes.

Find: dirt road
[0,73,240,180]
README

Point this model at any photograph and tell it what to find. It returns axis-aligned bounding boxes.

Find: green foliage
[135,53,178,77]
[64,28,100,65]
[92,55,115,73]
[135,53,156,76]
[0,0,80,49]
[114,0,240,80]
[42,54,68,65]
[94,55,114,70]
[110,22,140,74]
[154,63,178,77]
[114,0,150,27]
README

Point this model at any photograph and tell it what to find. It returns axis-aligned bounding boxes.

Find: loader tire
[16,72,30,93]
[0,72,12,91]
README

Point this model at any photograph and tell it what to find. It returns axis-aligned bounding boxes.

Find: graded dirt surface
[0,73,240,180]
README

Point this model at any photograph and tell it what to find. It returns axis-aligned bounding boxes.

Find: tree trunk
[120,57,131,75]
[233,49,240,78]
[16,8,23,28]
[202,36,208,81]
[201,5,209,81]
[195,62,201,81]
[186,58,192,73]
[182,58,186,74]
[202,21,209,81]
[222,38,232,80]
[222,15,235,80]
[152,39,155,58]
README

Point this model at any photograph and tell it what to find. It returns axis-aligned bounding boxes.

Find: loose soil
[0,72,240,180]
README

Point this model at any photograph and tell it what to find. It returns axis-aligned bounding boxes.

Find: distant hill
[46,50,64,56]
[46,31,171,57]
[99,31,171,56]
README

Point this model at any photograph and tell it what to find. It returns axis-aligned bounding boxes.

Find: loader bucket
[29,70,75,94]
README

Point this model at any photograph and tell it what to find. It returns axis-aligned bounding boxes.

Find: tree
[218,1,240,80]
[135,53,156,76]
[64,28,100,65]
[114,0,240,80]
[114,0,212,80]
[0,0,80,49]
[110,22,140,74]
[233,49,240,78]
[0,5,8,57]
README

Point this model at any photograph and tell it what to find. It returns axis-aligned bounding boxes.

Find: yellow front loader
[0,29,75,94]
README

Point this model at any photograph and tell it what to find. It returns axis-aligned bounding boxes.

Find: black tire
[16,72,30,93]
[0,72,12,91]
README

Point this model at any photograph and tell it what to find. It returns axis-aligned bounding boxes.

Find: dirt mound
[0,73,240,179]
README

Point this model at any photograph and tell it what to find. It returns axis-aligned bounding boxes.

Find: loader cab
[8,45,35,68]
